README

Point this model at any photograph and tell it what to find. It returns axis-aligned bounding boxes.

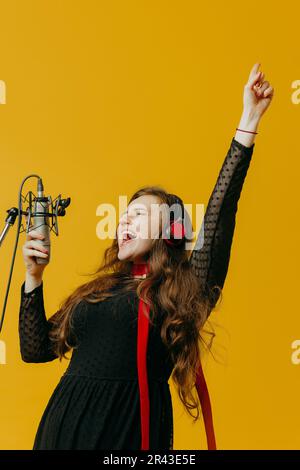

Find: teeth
[121,230,137,242]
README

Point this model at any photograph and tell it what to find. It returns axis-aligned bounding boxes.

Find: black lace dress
[18,138,254,450]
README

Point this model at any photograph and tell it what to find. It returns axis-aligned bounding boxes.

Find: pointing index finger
[248,63,261,81]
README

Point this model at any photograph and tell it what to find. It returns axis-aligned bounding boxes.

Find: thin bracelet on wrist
[236,128,258,135]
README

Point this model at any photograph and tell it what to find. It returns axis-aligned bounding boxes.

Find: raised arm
[189,138,254,309]
[189,62,274,311]
[19,281,59,363]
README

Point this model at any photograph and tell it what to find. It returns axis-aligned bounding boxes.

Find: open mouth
[120,230,137,247]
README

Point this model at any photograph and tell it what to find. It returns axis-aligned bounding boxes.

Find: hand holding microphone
[22,179,51,292]
[22,230,49,274]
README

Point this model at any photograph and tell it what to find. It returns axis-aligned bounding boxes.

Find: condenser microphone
[32,178,51,265]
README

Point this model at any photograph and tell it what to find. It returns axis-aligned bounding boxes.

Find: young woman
[19,63,274,450]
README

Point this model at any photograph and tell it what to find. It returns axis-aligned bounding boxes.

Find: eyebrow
[123,205,148,214]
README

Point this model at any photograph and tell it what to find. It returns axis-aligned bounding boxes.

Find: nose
[118,212,133,234]
[120,212,131,225]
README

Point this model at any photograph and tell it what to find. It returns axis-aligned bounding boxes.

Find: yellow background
[0,0,299,450]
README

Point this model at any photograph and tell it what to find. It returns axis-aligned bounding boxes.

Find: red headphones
[162,194,186,247]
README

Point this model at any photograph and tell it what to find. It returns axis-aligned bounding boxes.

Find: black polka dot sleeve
[19,281,59,363]
[189,137,255,311]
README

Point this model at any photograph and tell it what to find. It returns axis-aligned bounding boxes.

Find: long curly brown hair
[48,186,220,422]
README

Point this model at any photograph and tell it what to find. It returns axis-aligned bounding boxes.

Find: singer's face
[117,195,163,263]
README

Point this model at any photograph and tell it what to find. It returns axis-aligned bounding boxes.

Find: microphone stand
[0,207,26,247]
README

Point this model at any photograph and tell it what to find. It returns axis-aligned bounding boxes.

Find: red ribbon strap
[137,297,151,450]
[195,361,217,449]
[134,261,217,450]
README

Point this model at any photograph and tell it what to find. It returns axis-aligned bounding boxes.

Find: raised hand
[243,63,274,119]
[235,62,274,147]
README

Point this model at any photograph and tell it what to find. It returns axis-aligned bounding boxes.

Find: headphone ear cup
[164,219,186,246]
[170,220,185,239]
[162,194,187,247]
